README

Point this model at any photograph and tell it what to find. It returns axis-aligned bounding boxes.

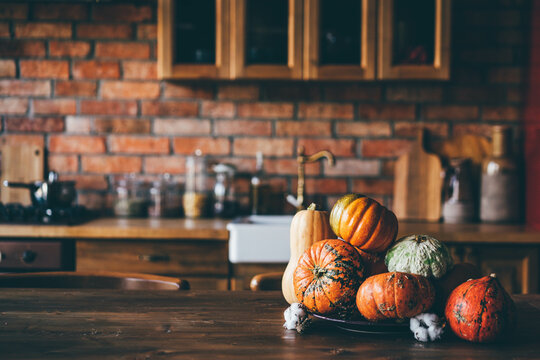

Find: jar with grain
[113,174,149,218]
[183,150,208,219]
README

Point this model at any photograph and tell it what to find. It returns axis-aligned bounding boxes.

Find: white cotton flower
[410,313,445,342]
[283,303,311,333]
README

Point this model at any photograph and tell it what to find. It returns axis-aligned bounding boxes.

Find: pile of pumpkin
[282,194,516,343]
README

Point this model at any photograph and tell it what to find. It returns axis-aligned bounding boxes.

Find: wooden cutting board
[430,134,491,166]
[0,144,44,205]
[393,129,443,222]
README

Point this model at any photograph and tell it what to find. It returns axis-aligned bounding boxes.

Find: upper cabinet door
[230,0,303,79]
[304,0,376,80]
[158,0,230,79]
[378,0,451,80]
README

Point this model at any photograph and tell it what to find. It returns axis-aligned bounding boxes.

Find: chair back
[0,271,189,290]
[250,272,283,291]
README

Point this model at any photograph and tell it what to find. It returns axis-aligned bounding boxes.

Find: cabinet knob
[21,250,37,264]
[138,254,170,262]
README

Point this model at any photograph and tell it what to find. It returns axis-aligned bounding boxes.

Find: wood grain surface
[393,130,444,222]
[0,144,44,205]
[0,290,538,359]
[1,218,540,244]
[0,218,229,240]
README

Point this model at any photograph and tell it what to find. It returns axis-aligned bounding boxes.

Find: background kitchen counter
[1,219,539,292]
[1,218,540,242]
[0,218,229,240]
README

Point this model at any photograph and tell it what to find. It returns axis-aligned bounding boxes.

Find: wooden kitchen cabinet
[378,0,451,79]
[448,244,539,294]
[159,0,450,80]
[230,0,303,79]
[303,0,376,80]
[76,239,230,290]
[158,0,231,79]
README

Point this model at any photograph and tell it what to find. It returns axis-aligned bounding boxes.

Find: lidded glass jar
[148,174,182,218]
[183,150,208,218]
[113,173,149,218]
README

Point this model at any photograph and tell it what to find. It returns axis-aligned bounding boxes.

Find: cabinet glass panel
[245,0,288,65]
[319,0,361,65]
[392,0,435,65]
[174,0,216,64]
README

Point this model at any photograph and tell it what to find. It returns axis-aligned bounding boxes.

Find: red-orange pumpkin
[445,274,516,342]
[294,239,365,316]
[356,272,435,321]
[330,194,398,253]
[433,262,482,314]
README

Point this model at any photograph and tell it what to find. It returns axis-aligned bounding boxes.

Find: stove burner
[0,202,90,225]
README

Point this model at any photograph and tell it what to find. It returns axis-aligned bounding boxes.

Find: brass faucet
[294,146,335,210]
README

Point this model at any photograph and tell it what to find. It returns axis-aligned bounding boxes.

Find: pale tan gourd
[282,203,336,304]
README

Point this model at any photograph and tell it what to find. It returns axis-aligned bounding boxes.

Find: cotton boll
[283,303,311,333]
[410,313,445,342]
[413,326,430,342]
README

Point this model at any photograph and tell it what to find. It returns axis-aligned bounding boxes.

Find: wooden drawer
[76,240,228,277]
[448,244,539,294]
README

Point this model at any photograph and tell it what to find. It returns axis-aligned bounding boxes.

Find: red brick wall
[0,1,530,213]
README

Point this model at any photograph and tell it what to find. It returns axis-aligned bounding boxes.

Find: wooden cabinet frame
[378,0,451,80]
[158,0,230,79]
[303,0,376,80]
[230,0,303,79]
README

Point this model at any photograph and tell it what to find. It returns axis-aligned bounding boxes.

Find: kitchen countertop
[0,218,539,243]
[0,218,229,240]
[0,289,538,359]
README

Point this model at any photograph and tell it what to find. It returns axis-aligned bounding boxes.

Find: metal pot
[3,171,77,208]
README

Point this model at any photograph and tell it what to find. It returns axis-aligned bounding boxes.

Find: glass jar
[212,163,237,218]
[148,174,182,218]
[183,150,208,219]
[113,174,149,218]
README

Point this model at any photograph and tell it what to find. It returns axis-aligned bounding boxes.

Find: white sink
[227,215,293,263]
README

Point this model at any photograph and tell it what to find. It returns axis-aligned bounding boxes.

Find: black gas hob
[0,202,91,225]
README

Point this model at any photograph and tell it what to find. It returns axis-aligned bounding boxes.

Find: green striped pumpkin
[384,234,453,279]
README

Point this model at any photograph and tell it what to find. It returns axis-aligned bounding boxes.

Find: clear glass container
[148,174,182,218]
[212,163,237,218]
[113,174,149,218]
[183,150,208,219]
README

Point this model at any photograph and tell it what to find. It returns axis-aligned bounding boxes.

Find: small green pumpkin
[384,234,453,279]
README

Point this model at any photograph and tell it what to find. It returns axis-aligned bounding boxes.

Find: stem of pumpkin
[307,203,318,211]
[415,235,428,243]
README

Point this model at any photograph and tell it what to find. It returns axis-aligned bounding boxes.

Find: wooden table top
[0,290,538,359]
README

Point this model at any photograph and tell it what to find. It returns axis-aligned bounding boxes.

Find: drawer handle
[138,254,170,262]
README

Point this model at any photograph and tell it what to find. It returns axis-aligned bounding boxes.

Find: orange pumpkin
[356,248,387,277]
[356,272,435,321]
[294,239,365,316]
[330,194,398,253]
[445,274,516,342]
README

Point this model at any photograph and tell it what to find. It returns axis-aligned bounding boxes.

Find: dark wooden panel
[76,240,228,276]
